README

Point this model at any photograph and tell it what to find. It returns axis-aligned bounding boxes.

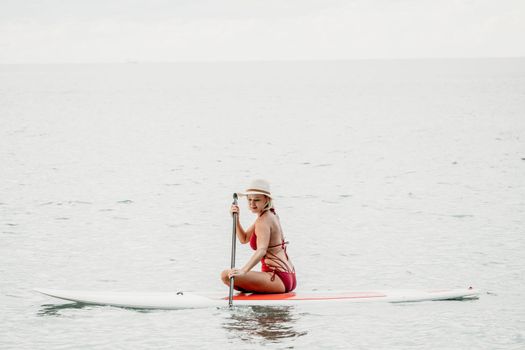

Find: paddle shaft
[228,193,238,307]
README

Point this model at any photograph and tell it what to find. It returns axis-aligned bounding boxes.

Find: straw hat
[238,179,272,199]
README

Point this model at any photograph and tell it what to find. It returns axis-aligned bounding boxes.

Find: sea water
[0,59,524,349]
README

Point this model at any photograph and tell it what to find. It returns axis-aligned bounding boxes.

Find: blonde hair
[262,196,274,212]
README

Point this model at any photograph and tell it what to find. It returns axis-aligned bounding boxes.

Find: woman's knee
[220,270,229,284]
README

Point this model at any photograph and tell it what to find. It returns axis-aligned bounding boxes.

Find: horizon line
[1,56,524,65]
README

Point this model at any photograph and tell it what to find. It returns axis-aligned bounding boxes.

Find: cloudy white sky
[1,0,524,63]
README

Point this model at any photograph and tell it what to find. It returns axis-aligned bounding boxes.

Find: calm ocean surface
[1,59,524,349]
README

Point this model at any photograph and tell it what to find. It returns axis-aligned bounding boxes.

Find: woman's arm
[231,205,255,244]
[240,220,270,273]
[235,220,256,244]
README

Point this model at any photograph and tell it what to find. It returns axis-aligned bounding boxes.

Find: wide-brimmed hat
[238,179,272,199]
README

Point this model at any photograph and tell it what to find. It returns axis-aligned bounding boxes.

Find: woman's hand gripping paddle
[228,193,238,307]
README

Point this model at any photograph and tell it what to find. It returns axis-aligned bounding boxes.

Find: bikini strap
[268,240,289,249]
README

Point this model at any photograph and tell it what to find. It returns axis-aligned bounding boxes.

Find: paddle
[228,193,238,307]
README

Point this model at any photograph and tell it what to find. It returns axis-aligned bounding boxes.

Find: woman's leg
[220,270,286,293]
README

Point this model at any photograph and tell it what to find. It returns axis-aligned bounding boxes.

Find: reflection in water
[37,302,88,317]
[222,305,307,343]
[37,302,154,316]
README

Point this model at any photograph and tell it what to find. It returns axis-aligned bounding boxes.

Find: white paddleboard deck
[35,288,479,309]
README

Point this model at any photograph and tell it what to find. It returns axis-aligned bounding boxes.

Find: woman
[220,179,296,293]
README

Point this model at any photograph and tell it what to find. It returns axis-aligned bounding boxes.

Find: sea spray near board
[35,288,479,309]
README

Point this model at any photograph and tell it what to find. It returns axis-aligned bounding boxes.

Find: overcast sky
[1,0,524,63]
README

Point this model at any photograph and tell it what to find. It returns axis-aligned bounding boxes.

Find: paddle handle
[228,193,238,307]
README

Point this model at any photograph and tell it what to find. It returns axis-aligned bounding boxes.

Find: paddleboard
[35,287,479,309]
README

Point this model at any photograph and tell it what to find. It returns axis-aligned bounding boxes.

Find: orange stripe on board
[226,292,387,301]
[232,293,296,300]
